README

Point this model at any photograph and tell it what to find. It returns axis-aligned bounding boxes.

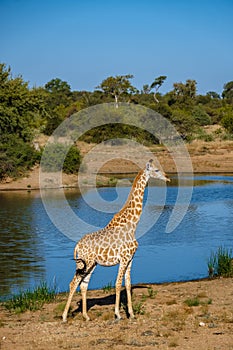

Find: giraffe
[62,159,170,322]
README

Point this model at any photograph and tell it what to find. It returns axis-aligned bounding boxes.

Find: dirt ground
[0,278,233,350]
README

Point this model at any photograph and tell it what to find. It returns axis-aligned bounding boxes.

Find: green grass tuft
[184,297,200,307]
[102,281,113,293]
[2,282,56,313]
[208,246,233,277]
[132,301,145,315]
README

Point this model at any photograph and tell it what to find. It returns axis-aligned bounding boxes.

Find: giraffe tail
[73,244,79,260]
[74,244,87,276]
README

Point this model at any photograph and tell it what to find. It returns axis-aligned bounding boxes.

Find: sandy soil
[0,278,233,350]
[0,139,233,190]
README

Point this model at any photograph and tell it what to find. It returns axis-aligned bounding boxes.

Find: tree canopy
[0,63,46,141]
[0,62,233,180]
[97,74,136,107]
[222,81,233,103]
[150,75,167,102]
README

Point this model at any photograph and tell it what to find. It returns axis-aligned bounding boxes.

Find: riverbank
[0,277,233,349]
[0,139,233,191]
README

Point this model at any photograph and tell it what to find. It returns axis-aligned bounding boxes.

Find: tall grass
[208,246,233,277]
[2,282,56,313]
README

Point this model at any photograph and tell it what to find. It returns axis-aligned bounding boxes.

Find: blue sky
[1,0,233,94]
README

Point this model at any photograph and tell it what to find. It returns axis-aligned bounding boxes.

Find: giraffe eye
[155,169,159,172]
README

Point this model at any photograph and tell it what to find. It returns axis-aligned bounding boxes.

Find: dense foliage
[41,143,81,174]
[0,134,40,179]
[0,63,233,180]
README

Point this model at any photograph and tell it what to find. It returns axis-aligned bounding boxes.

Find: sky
[1,0,233,95]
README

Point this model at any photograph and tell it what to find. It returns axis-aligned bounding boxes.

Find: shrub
[221,113,233,133]
[0,134,40,180]
[63,144,82,174]
[41,143,81,174]
[193,128,214,142]
[192,105,212,126]
[170,109,196,136]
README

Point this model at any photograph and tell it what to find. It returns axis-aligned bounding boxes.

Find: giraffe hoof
[129,315,136,321]
[83,315,90,321]
[114,315,122,322]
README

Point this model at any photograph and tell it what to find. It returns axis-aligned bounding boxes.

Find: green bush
[41,143,81,174]
[192,105,212,126]
[44,113,65,136]
[64,144,82,174]
[0,134,40,180]
[170,109,197,136]
[221,113,233,133]
[193,128,214,142]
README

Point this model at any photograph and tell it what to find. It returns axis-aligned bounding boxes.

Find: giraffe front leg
[115,263,126,320]
[62,274,80,322]
[125,260,134,319]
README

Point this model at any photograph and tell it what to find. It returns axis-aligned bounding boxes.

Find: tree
[0,63,48,179]
[150,75,167,102]
[173,79,197,99]
[0,63,46,141]
[171,79,197,107]
[97,74,135,107]
[142,84,151,94]
[44,78,72,109]
[206,91,220,99]
[45,78,71,95]
[43,78,73,134]
[222,81,233,104]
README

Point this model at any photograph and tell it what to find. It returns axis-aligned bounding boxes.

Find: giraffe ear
[146,159,153,170]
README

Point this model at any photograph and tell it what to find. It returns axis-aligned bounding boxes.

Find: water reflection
[0,174,233,299]
[0,192,45,297]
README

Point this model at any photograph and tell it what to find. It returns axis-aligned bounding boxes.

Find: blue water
[0,174,232,299]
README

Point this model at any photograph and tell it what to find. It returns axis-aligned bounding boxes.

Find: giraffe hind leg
[62,258,88,322]
[62,262,96,322]
[62,273,82,322]
[80,264,96,321]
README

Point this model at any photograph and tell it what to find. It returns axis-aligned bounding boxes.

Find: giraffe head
[146,159,170,182]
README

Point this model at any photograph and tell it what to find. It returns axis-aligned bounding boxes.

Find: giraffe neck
[107,169,148,228]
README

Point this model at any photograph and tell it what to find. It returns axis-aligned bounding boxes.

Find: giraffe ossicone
[62,160,170,322]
